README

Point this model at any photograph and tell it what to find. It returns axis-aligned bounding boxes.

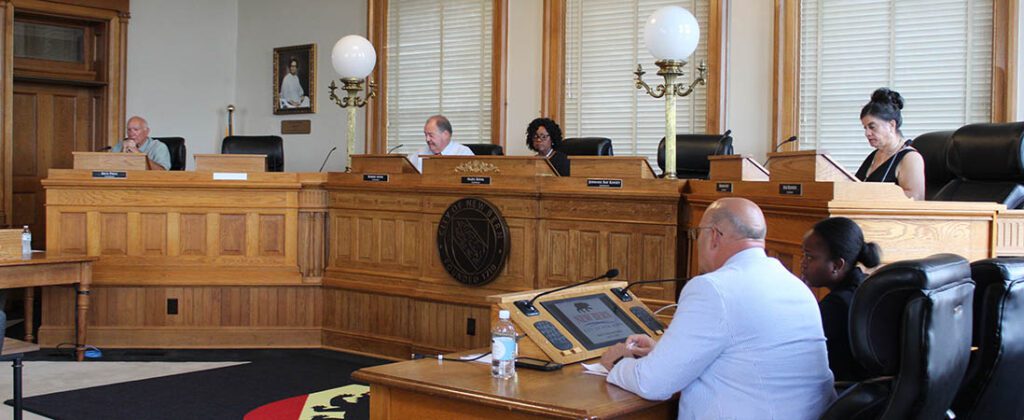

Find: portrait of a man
[273,44,316,114]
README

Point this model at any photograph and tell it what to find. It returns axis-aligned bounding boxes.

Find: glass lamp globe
[331,35,377,79]
[643,6,700,61]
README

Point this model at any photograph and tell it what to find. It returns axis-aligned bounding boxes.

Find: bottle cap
[498,310,510,320]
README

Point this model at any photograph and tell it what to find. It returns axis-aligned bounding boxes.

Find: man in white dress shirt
[408,115,474,172]
[600,197,836,419]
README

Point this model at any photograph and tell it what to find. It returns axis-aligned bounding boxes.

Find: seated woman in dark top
[801,217,881,382]
[856,88,925,200]
[526,117,570,176]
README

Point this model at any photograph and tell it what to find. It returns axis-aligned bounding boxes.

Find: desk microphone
[387,144,404,154]
[774,135,799,152]
[514,268,619,316]
[95,145,112,152]
[611,277,689,302]
[318,146,338,172]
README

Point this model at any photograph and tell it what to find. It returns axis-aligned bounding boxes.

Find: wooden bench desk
[0,253,95,361]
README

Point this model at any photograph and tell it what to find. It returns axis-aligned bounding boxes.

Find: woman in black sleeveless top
[856,88,925,200]
[801,217,881,382]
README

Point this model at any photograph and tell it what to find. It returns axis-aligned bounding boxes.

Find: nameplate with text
[716,182,733,193]
[779,183,803,196]
[461,176,491,185]
[587,179,623,188]
[92,171,126,179]
[363,174,389,182]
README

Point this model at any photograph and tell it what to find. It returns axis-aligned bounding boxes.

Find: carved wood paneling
[140,213,166,256]
[298,211,326,279]
[99,212,126,255]
[259,214,285,256]
[179,213,206,255]
[59,212,86,254]
[218,214,246,256]
[410,300,491,352]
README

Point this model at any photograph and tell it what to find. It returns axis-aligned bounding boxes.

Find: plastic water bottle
[491,310,516,379]
[21,225,31,256]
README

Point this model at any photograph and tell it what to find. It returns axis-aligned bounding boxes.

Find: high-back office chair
[556,137,613,156]
[908,131,954,201]
[933,122,1024,208]
[221,135,284,172]
[655,131,734,179]
[152,137,187,171]
[466,144,504,156]
[951,257,1024,419]
[820,254,975,420]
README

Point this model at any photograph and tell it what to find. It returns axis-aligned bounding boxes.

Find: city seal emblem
[436,197,510,286]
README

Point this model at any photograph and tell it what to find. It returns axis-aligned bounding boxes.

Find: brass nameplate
[281,120,311,135]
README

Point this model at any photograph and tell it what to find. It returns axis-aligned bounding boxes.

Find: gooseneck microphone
[774,135,799,152]
[96,145,112,152]
[318,146,338,172]
[387,144,404,154]
[515,268,619,316]
[611,277,689,302]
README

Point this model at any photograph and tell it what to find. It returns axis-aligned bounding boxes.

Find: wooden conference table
[0,253,94,361]
[353,351,674,419]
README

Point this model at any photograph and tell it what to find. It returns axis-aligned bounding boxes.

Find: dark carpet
[8,348,390,420]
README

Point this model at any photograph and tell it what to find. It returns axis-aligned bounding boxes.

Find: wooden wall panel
[410,300,491,352]
[259,214,285,257]
[39,285,323,348]
[179,213,206,255]
[99,212,126,255]
[322,288,409,341]
[218,214,246,256]
[140,213,166,256]
[59,212,86,254]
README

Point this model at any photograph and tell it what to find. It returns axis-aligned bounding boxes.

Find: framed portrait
[273,44,316,115]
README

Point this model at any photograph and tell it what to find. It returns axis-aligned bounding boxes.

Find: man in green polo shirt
[111,116,171,170]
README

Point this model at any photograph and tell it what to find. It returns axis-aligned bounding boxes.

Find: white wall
[724,2,772,162]
[505,0,543,157]
[126,0,239,169]
[1019,4,1024,122]
[234,0,367,172]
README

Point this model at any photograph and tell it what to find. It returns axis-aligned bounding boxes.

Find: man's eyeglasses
[686,226,720,240]
[532,133,551,141]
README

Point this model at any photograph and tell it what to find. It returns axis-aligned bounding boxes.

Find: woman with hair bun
[856,88,925,200]
[800,217,881,382]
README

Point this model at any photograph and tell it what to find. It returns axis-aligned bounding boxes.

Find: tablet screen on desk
[541,294,645,351]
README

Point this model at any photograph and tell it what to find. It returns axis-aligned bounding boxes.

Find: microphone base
[611,287,633,302]
[514,300,540,317]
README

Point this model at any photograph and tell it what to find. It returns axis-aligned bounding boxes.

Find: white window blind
[386,0,493,153]
[564,0,709,168]
[799,0,993,171]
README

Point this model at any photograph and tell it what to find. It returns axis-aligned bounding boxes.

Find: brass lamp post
[327,35,377,171]
[634,6,707,179]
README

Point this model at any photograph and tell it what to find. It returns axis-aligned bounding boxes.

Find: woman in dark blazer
[800,217,881,382]
[526,118,569,176]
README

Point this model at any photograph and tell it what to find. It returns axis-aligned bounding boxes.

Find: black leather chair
[656,131,734,179]
[152,137,187,171]
[951,257,1024,419]
[556,137,613,156]
[820,254,975,420]
[465,143,504,156]
[933,122,1024,208]
[908,130,954,201]
[221,135,284,172]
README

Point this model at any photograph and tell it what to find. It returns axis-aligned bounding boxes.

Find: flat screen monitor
[541,293,646,351]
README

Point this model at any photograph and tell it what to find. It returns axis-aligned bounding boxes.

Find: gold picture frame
[273,43,317,115]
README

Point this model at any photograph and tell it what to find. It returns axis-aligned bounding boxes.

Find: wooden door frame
[0,0,128,226]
